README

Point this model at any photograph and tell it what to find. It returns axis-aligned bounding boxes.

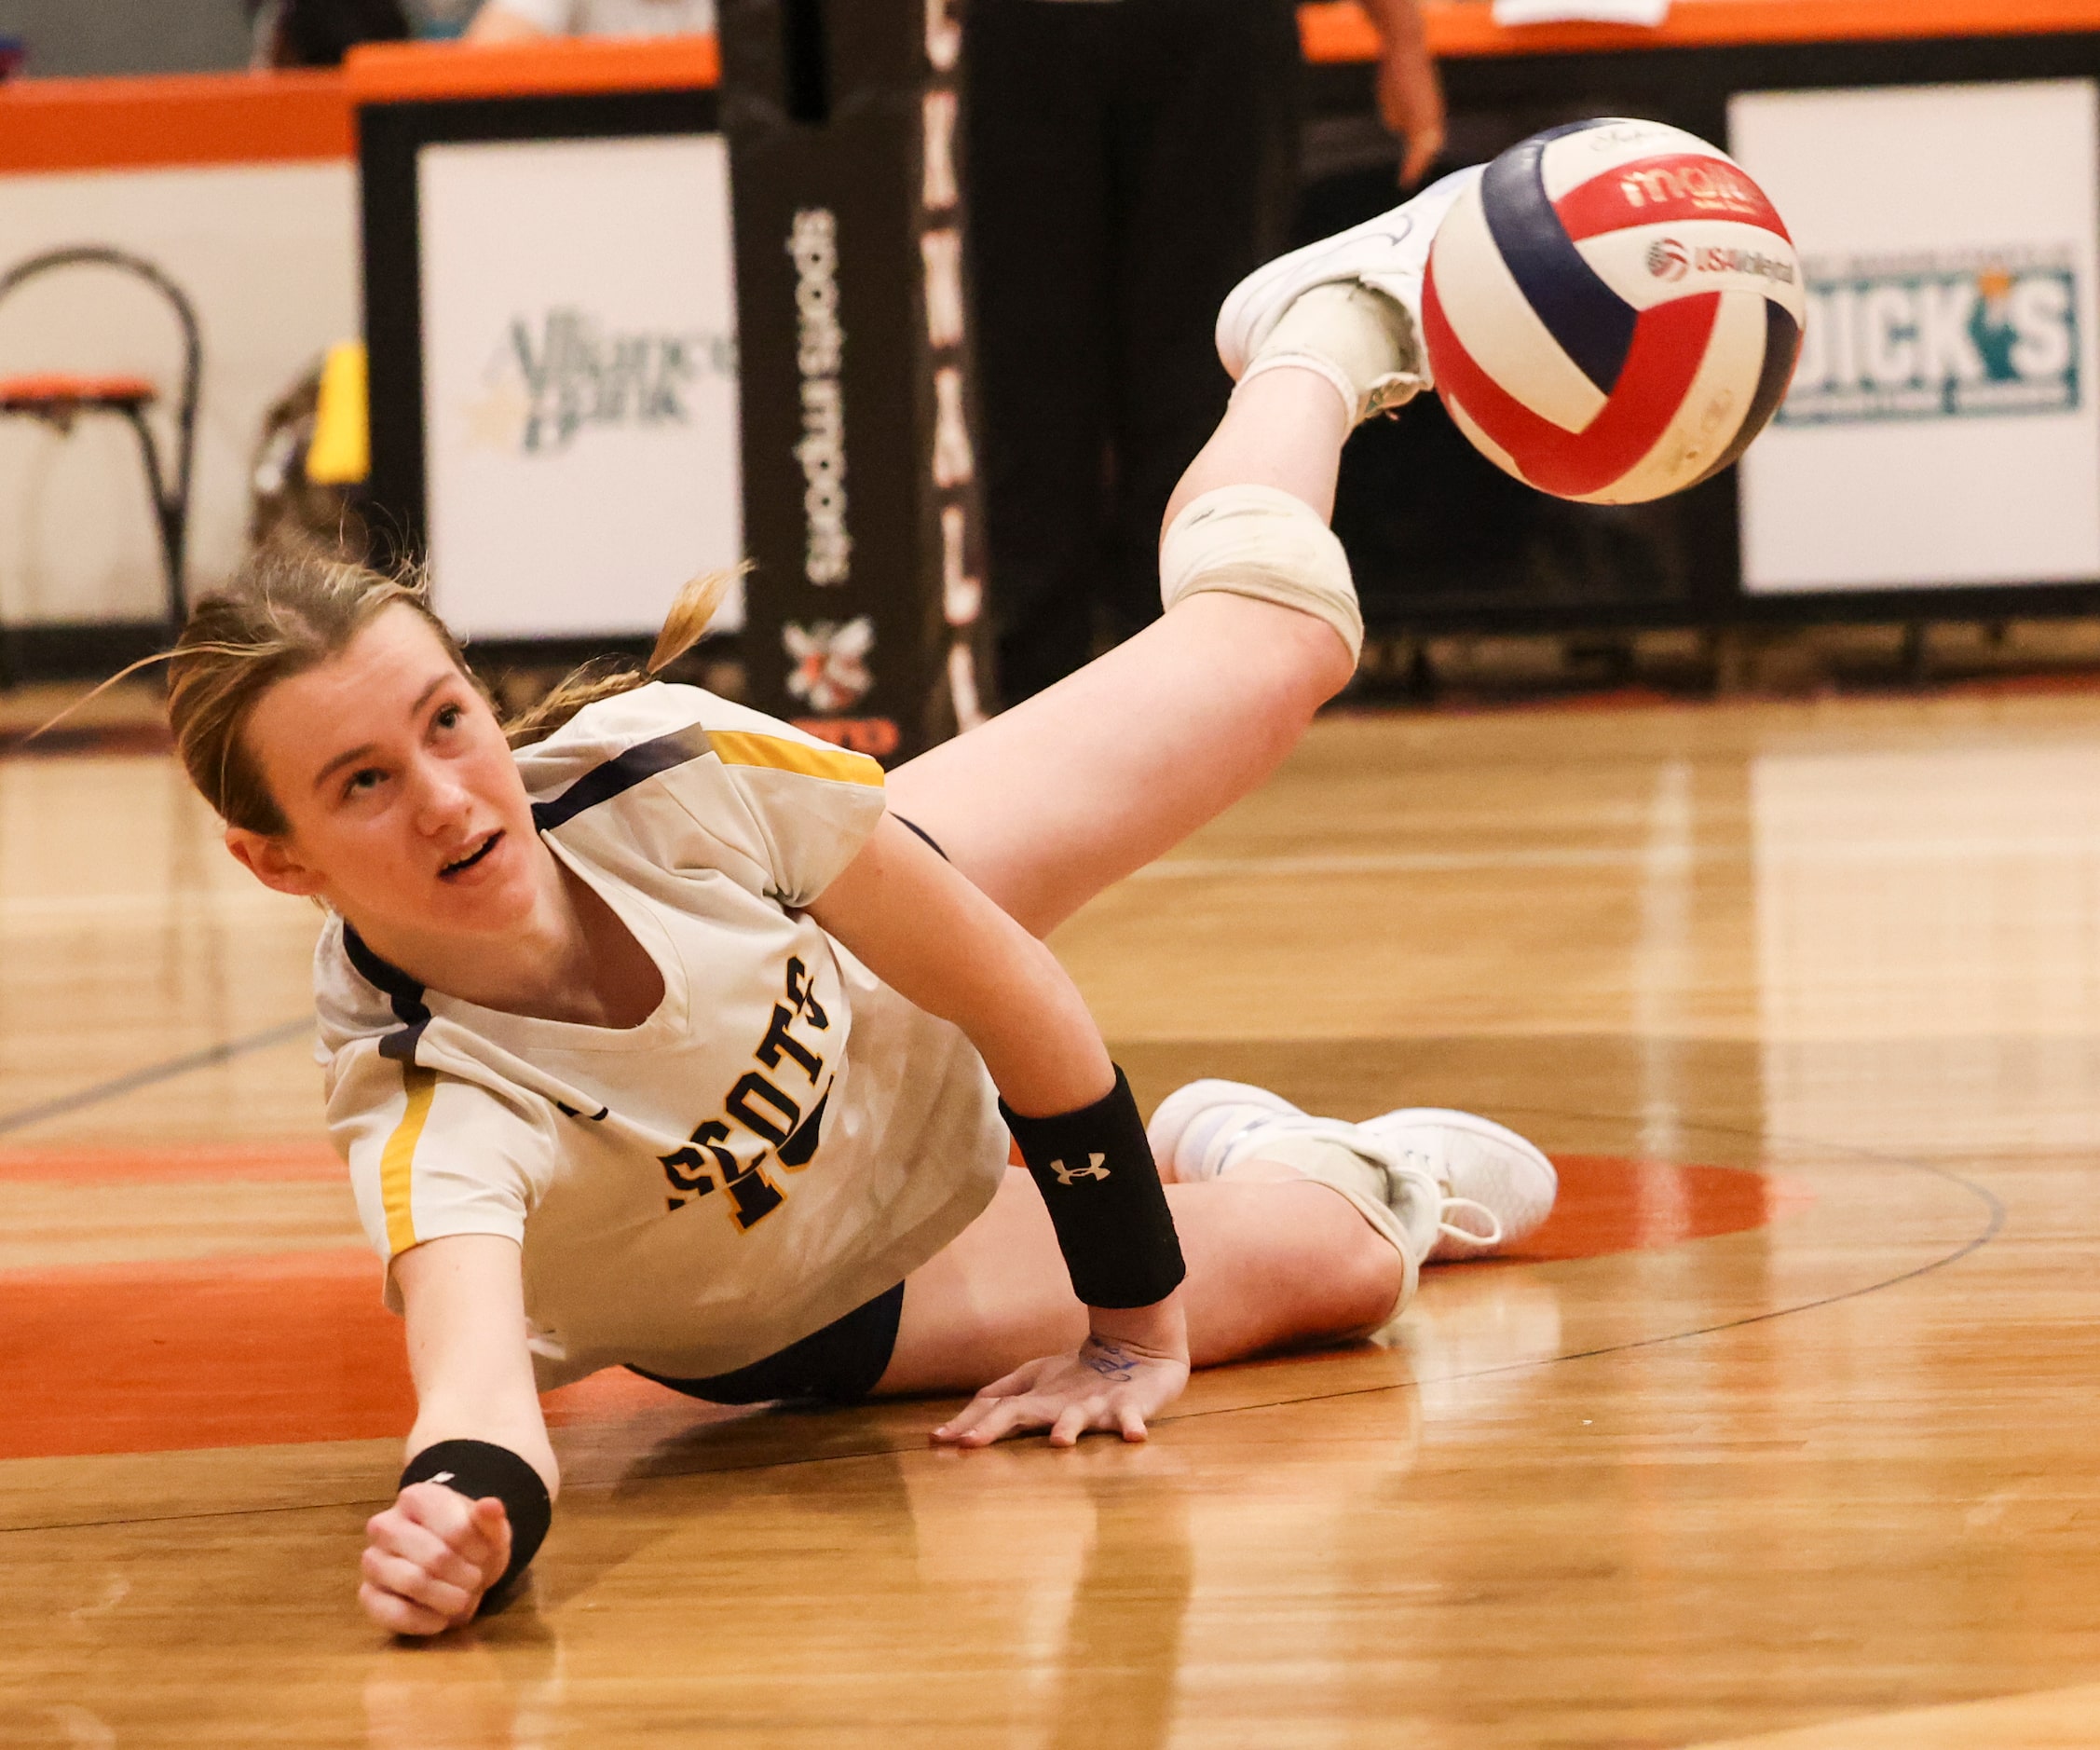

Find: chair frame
[0,247,203,637]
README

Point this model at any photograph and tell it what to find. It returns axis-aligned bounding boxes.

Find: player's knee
[1234,615,1357,765]
[1276,608,1358,708]
[1316,1224,1408,1333]
[1260,1208,1404,1337]
[1159,485,1362,684]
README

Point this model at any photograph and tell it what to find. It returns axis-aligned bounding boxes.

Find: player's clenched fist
[360,1482,511,1636]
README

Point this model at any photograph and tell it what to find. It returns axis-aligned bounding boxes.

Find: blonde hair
[46,541,737,836]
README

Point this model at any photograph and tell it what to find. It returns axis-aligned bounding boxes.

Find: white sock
[1236,282,1426,425]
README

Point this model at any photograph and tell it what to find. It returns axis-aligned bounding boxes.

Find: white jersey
[489,0,716,38]
[316,684,1008,1388]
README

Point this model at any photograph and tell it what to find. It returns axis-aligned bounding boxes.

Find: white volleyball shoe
[1357,1106,1558,1262]
[1213,163,1483,415]
[1147,1077,1556,1265]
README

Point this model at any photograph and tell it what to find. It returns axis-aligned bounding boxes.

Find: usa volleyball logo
[1423,119,1806,504]
[1647,239,1689,281]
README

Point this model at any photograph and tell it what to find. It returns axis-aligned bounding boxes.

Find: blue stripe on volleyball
[1481,131,1639,397]
[1692,300,1803,488]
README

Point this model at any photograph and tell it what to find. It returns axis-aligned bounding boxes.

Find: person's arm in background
[1359,0,1448,188]
[465,0,557,42]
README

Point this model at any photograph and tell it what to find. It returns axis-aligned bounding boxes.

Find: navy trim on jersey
[530,723,716,832]
[1483,132,1638,397]
[893,815,948,862]
[343,923,431,1065]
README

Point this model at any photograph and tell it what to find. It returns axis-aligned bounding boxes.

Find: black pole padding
[399,1438,553,1603]
[1001,1067,1188,1311]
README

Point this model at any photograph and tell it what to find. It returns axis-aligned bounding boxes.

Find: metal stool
[0,247,202,640]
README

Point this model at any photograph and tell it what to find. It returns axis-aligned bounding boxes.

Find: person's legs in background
[965,0,1117,706]
[1099,0,1303,649]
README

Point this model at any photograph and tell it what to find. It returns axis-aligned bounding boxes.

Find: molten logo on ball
[1618,160,1767,218]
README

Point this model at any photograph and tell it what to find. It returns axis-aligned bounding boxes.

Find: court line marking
[0,889,295,923]
[1132,837,2100,880]
[0,1019,313,1139]
[0,1116,2004,1537]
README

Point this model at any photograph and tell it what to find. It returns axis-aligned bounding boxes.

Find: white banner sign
[419,134,743,638]
[1493,0,1669,25]
[1731,80,2100,595]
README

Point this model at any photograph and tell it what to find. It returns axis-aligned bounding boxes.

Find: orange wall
[1314,0,2100,62]
[5,3,2100,175]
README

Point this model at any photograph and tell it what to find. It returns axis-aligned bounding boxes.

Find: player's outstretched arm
[361,1234,559,1636]
[805,816,1191,1444]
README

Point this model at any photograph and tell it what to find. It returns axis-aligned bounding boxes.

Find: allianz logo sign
[1780,250,2081,426]
[464,308,737,455]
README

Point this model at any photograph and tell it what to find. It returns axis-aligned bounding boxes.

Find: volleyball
[1422,119,1806,505]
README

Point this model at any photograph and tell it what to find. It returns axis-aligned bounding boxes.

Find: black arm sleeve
[399,1438,552,1602]
[1001,1066,1187,1310]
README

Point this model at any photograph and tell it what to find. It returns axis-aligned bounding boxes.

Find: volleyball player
[155,164,1546,1636]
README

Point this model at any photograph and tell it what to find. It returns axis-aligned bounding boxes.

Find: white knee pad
[1158,485,1362,664]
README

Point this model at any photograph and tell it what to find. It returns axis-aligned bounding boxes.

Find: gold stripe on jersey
[380,1064,438,1253]
[708,730,883,789]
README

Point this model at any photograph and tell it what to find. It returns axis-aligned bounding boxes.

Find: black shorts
[630,1280,907,1406]
[630,816,943,1409]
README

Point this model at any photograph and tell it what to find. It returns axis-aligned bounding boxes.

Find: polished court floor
[3,685,2098,1746]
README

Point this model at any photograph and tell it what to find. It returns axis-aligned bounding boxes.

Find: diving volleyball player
[155,166,1553,1635]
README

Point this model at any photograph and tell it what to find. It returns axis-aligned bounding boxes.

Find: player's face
[225,606,542,941]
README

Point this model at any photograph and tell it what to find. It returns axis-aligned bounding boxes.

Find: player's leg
[887,171,1482,937]
[1094,0,1300,654]
[874,1165,1407,1393]
[877,1070,1560,1399]
[887,372,1354,939]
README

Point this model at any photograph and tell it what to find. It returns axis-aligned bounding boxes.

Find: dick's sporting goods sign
[1731,79,2100,595]
[1780,250,2081,426]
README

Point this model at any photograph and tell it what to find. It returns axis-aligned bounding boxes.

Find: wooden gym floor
[3,682,2098,1747]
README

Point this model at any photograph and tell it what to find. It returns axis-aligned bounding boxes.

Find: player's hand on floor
[359,1482,511,1636]
[932,1333,1192,1449]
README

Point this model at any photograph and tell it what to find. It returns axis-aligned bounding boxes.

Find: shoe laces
[1382,1143,1506,1250]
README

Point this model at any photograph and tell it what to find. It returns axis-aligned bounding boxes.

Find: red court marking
[0,1155,1807,1459]
[0,1141,345,1184]
[1511,1155,1814,1262]
[0,1250,410,1460]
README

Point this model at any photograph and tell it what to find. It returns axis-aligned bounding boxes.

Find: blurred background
[5,0,2100,733]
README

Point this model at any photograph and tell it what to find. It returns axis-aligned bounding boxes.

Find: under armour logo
[1050,1154,1111,1185]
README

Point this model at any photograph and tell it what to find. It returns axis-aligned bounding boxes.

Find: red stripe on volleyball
[1555,155,1791,245]
[1425,271,1723,499]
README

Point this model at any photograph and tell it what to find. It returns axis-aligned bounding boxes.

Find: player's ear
[225,826,326,898]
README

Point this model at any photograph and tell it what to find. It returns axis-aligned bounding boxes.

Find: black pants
[965,0,1303,704]
[634,1281,906,1405]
